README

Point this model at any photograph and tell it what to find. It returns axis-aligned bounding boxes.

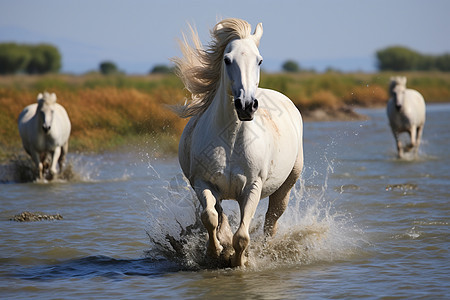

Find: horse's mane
[172,18,253,118]
[37,92,57,105]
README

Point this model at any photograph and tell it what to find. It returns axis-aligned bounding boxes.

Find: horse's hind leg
[414,126,424,156]
[49,147,61,179]
[264,156,302,237]
[196,185,223,258]
[215,203,233,261]
[58,141,69,171]
[408,125,418,152]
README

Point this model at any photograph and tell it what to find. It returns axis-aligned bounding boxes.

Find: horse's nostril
[234,99,243,110]
[253,99,258,110]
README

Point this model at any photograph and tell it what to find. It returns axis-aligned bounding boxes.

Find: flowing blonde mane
[172,18,253,118]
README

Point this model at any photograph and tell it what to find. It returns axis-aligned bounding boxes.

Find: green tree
[436,54,450,71]
[282,60,301,73]
[0,43,31,74]
[99,61,119,75]
[25,44,61,74]
[376,46,423,71]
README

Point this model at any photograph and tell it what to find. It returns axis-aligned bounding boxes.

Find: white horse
[173,18,303,267]
[386,76,426,158]
[18,92,71,180]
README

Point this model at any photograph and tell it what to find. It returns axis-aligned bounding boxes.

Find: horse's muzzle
[42,125,51,133]
[234,98,258,121]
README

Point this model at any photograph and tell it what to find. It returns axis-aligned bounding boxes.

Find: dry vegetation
[1,71,449,159]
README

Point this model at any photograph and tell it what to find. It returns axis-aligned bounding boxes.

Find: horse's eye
[224,56,232,65]
[258,59,263,66]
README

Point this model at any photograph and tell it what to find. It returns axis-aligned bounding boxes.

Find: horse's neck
[205,73,244,150]
[210,73,239,128]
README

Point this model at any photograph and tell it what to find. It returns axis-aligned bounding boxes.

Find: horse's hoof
[206,243,223,259]
[231,252,248,268]
[220,244,235,262]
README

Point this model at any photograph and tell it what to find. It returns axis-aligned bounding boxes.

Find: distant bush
[376,46,450,72]
[150,64,174,74]
[0,43,61,74]
[282,60,301,73]
[343,85,388,107]
[99,61,119,75]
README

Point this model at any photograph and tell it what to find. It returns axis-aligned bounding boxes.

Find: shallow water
[1,105,449,299]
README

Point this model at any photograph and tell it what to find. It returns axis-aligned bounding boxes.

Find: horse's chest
[35,133,57,151]
[192,139,266,197]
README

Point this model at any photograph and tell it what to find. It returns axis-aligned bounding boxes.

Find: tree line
[0,42,449,75]
[282,46,450,73]
[376,46,450,72]
[0,43,61,74]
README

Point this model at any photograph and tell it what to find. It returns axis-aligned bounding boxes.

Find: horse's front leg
[393,132,403,158]
[31,151,44,180]
[233,179,263,267]
[195,184,223,258]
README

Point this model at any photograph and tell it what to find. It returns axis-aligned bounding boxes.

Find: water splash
[0,154,100,183]
[145,159,365,270]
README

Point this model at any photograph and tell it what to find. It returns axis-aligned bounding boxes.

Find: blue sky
[1,0,449,74]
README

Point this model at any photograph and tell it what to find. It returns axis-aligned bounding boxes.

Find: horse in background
[18,92,71,180]
[387,76,426,159]
[173,18,303,267]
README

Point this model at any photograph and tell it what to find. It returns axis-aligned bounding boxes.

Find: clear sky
[1,0,449,74]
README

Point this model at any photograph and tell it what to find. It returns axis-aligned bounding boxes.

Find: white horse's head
[37,92,57,133]
[222,23,263,121]
[390,76,407,111]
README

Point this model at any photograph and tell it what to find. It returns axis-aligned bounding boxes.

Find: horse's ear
[37,93,43,101]
[401,77,407,86]
[51,93,57,102]
[252,23,263,46]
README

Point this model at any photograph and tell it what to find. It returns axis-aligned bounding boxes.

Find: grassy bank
[1,72,449,160]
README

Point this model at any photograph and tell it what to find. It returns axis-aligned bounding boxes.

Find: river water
[1,105,449,299]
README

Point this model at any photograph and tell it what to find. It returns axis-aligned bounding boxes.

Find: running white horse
[386,76,426,158]
[173,18,303,267]
[18,92,71,180]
